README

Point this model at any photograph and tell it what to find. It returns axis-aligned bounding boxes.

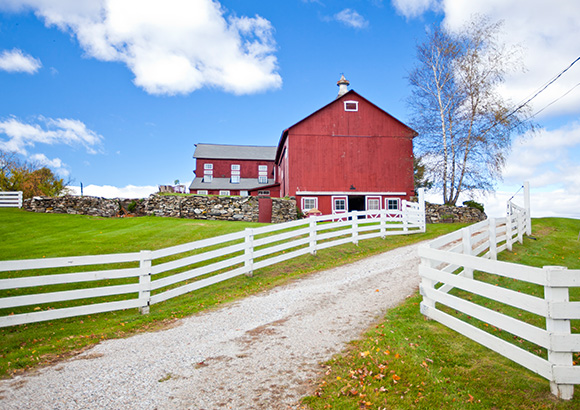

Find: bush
[128,200,137,213]
[463,200,484,213]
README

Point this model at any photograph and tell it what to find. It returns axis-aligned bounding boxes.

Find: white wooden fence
[0,191,23,208]
[0,191,425,328]
[419,183,580,400]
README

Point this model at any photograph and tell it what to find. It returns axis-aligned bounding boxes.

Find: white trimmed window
[203,174,213,183]
[219,190,230,196]
[197,190,208,195]
[240,190,249,197]
[302,197,318,211]
[231,164,240,171]
[258,190,270,196]
[334,198,346,211]
[230,164,240,183]
[203,163,213,183]
[258,165,268,184]
[344,100,358,112]
[204,163,213,170]
[386,198,400,210]
[231,175,240,183]
[367,199,380,210]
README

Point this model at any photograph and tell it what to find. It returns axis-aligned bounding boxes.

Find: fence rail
[0,191,425,328]
[419,183,579,400]
[0,191,22,208]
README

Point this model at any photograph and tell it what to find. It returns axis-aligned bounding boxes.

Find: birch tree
[408,17,531,205]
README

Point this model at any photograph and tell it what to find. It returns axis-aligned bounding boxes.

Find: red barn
[190,76,417,216]
[276,76,417,216]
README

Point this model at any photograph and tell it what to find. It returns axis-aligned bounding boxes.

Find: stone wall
[425,202,486,224]
[23,194,297,223]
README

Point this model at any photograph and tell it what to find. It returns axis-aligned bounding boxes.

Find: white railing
[0,191,23,208]
[419,183,580,400]
[0,194,425,328]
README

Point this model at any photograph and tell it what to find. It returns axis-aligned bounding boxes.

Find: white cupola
[337,74,350,98]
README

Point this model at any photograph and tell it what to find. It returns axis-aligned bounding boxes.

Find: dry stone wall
[23,194,297,223]
[425,202,486,224]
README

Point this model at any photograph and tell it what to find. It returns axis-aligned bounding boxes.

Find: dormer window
[344,101,358,112]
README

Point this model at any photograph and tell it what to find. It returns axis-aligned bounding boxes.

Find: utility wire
[531,81,580,118]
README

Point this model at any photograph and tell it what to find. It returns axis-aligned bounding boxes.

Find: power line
[531,81,580,118]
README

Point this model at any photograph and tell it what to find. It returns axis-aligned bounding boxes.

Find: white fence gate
[0,189,426,328]
[419,182,580,400]
[0,191,23,208]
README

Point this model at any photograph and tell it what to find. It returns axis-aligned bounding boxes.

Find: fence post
[380,208,386,239]
[506,203,513,251]
[489,218,497,260]
[462,227,473,279]
[402,201,409,233]
[138,250,152,315]
[17,191,23,208]
[517,211,524,244]
[309,216,317,255]
[244,228,254,277]
[418,188,426,232]
[524,181,532,236]
[351,211,359,245]
[544,266,574,400]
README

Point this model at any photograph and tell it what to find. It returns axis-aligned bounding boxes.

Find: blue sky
[0,0,579,219]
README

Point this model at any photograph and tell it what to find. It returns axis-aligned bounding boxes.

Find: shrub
[463,200,484,213]
[128,200,137,213]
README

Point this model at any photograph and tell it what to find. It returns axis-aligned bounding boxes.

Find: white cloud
[68,184,158,199]
[29,153,70,177]
[333,9,369,29]
[0,116,103,155]
[1,0,281,95]
[0,48,42,73]
[391,0,440,19]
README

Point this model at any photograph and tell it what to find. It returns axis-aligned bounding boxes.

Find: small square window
[204,163,213,169]
[258,165,268,171]
[368,199,380,211]
[258,176,268,184]
[387,198,400,210]
[231,175,240,183]
[334,199,346,211]
[240,190,249,197]
[219,190,230,196]
[204,175,213,183]
[302,197,317,211]
[231,164,240,171]
[344,101,358,112]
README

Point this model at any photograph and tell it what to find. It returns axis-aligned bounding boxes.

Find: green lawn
[0,208,461,379]
[302,217,580,409]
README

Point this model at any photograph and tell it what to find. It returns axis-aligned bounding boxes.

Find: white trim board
[296,191,406,196]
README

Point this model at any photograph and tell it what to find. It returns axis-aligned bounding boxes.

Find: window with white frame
[231,164,240,171]
[334,198,346,211]
[231,175,240,183]
[258,165,268,184]
[230,164,240,183]
[368,198,380,210]
[258,190,270,196]
[240,190,249,197]
[197,190,208,195]
[386,198,400,210]
[344,100,358,112]
[302,197,318,211]
[219,190,230,196]
[203,163,213,183]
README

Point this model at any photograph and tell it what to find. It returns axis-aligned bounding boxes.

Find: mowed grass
[0,208,461,379]
[301,217,580,409]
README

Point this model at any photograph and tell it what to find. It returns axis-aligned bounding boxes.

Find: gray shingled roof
[189,177,276,191]
[194,144,277,160]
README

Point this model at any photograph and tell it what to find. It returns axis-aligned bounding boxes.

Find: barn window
[258,176,268,184]
[302,197,318,211]
[367,199,380,210]
[197,190,208,195]
[204,163,213,169]
[344,100,358,112]
[231,175,240,183]
[219,190,230,196]
[240,190,249,197]
[203,174,213,183]
[258,190,270,196]
[231,164,240,171]
[334,198,346,211]
[386,198,400,210]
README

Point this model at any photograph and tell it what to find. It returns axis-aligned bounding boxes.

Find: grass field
[301,217,580,409]
[0,208,461,379]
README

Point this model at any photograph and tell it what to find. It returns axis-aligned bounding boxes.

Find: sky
[0,0,579,219]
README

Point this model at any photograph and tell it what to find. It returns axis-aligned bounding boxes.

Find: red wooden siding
[195,158,275,180]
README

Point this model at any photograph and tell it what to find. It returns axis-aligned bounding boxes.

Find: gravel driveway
[0,242,422,410]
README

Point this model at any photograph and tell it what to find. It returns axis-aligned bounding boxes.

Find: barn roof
[274,89,418,163]
[194,143,277,161]
[189,177,277,191]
